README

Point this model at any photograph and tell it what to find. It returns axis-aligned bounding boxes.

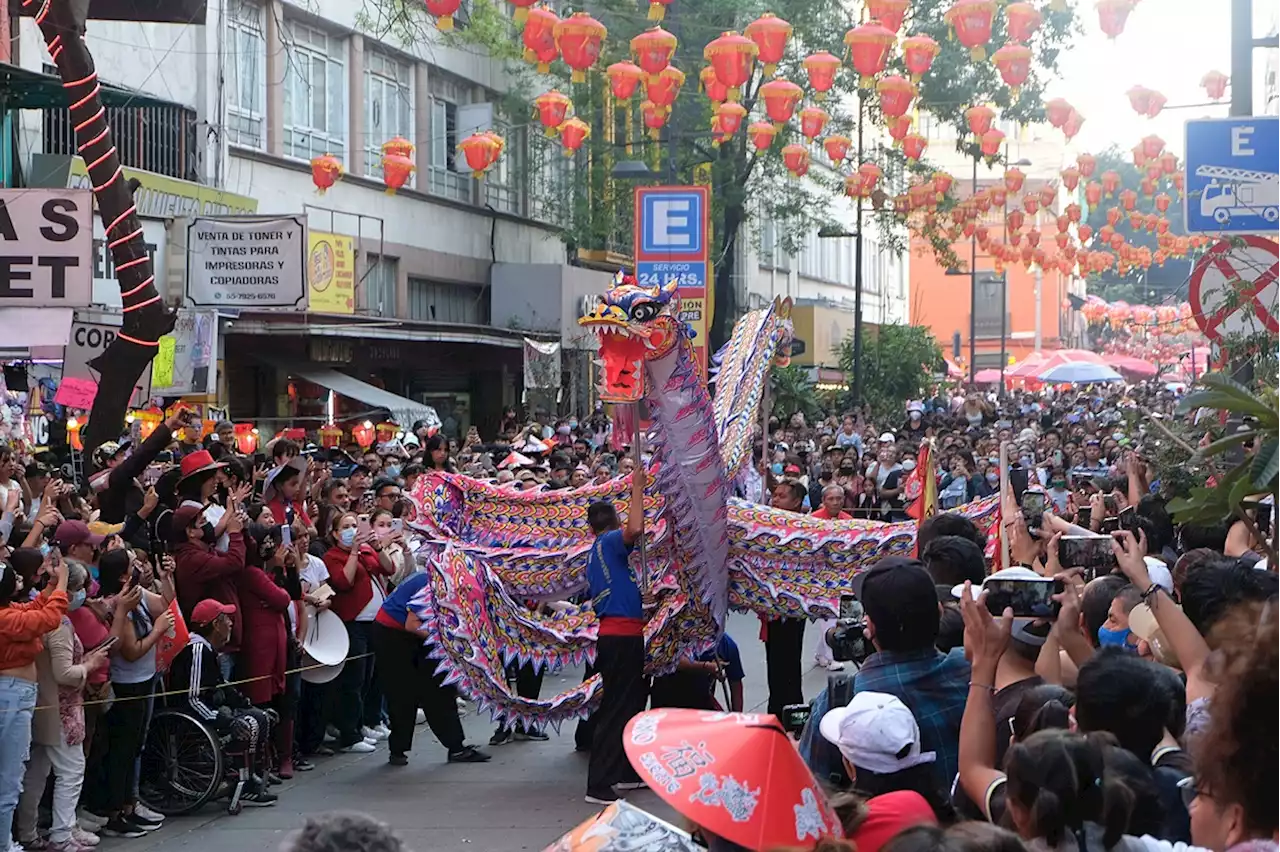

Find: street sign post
[1188,234,1279,340]
[634,186,711,377]
[1183,117,1280,235]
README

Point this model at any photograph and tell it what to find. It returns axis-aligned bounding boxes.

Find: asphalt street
[114,611,836,852]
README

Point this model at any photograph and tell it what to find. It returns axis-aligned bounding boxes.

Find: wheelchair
[139,709,254,816]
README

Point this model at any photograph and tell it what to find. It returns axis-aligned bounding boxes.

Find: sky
[1049,0,1265,157]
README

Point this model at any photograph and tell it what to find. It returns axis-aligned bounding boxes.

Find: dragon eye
[629,301,659,322]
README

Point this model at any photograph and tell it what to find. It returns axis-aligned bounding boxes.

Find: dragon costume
[406,273,998,730]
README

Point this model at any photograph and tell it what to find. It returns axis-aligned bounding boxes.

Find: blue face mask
[338,528,357,548]
[1097,625,1135,650]
[771,463,784,475]
[384,465,401,479]
[68,589,87,611]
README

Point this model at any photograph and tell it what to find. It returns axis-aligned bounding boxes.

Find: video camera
[828,594,871,667]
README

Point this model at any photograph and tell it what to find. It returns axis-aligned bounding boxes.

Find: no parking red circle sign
[1188,235,1279,341]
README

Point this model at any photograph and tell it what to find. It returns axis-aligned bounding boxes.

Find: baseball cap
[168,504,205,545]
[878,432,896,443]
[191,599,236,626]
[818,691,937,774]
[951,565,1042,601]
[52,520,105,549]
[783,463,802,475]
[847,792,938,852]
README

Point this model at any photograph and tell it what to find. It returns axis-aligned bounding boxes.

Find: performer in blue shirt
[583,462,650,804]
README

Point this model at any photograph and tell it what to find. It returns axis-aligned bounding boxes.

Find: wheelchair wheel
[139,710,225,816]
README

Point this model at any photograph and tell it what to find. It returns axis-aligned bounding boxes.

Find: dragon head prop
[579,271,688,402]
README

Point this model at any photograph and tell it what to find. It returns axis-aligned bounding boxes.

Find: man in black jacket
[168,599,278,808]
[94,409,192,544]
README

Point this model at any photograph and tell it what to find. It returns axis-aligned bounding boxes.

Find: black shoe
[294,757,315,772]
[388,752,409,766]
[447,745,492,763]
[489,728,513,746]
[242,787,279,808]
[124,812,162,832]
[267,771,284,786]
[101,817,147,838]
[515,727,550,742]
[312,745,335,757]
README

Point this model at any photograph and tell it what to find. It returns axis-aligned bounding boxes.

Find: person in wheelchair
[168,599,278,807]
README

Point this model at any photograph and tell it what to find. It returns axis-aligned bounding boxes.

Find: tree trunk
[34,0,175,462]
[710,200,742,352]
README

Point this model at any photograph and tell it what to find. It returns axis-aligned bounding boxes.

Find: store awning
[0,63,175,110]
[288,366,440,430]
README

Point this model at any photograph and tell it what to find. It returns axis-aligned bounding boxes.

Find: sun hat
[177,449,227,485]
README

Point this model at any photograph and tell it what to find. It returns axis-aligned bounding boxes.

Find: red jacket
[323,544,392,622]
[174,531,247,651]
[266,497,312,531]
[235,566,293,705]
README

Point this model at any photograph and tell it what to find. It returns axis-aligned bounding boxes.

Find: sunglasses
[1178,776,1208,808]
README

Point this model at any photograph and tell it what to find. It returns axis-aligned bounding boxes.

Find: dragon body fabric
[406,274,999,730]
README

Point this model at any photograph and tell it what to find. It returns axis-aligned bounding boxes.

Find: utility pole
[967,154,978,385]
[1230,0,1253,118]
[851,90,865,408]
[37,0,175,461]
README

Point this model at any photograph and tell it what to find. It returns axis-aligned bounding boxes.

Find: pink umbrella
[1112,355,1157,379]
[943,358,964,378]
[1007,348,1101,379]
[974,368,1003,383]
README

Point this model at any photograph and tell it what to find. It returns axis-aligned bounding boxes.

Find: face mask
[986,472,999,485]
[557,425,571,435]
[1051,480,1066,489]
[771,463,784,475]
[68,589,87,611]
[338,528,357,548]
[200,522,216,543]
[1097,626,1134,649]
[901,459,917,472]
[568,420,579,430]
[384,465,401,479]
[910,412,921,421]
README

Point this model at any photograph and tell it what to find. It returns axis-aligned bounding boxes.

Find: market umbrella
[1038,361,1124,384]
[1111,355,1158,379]
[542,800,702,851]
[973,368,1003,384]
[623,709,843,850]
[943,358,964,379]
[1008,348,1103,379]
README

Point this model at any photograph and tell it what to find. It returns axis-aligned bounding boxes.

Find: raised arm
[622,464,646,546]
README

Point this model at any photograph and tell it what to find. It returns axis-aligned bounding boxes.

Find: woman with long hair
[422,435,456,473]
[239,524,296,777]
[0,552,69,847]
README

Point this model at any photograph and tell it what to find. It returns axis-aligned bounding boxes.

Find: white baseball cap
[951,565,1042,601]
[879,432,896,443]
[818,691,936,775]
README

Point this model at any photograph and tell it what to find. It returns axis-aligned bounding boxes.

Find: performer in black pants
[764,481,809,717]
[370,572,490,766]
[583,464,650,805]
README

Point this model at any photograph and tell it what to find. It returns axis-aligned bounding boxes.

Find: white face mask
[901,459,917,472]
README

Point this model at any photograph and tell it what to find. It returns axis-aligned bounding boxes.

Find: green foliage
[358,0,1077,348]
[836,324,942,421]
[769,363,823,424]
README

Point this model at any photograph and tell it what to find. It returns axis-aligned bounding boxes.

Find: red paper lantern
[703,31,757,100]
[901,34,940,83]
[632,26,678,76]
[989,186,1007,207]
[380,152,414,194]
[533,90,572,135]
[980,128,1006,158]
[1119,188,1138,211]
[946,0,996,60]
[748,121,777,151]
[696,65,727,105]
[1004,1,1042,42]
[1056,214,1070,234]
[1065,203,1082,224]
[458,132,502,178]
[425,0,463,31]
[318,424,343,449]
[1022,194,1040,216]
[641,100,668,139]
[644,65,685,110]
[1153,192,1172,214]
[902,133,928,162]
[823,134,852,163]
[1144,212,1160,232]
[1159,151,1179,176]
[965,104,995,138]
[798,106,829,141]
[744,12,791,77]
[310,153,343,194]
[1141,134,1165,159]
[233,423,259,455]
[1096,0,1134,39]
[1039,183,1056,210]
[607,61,645,100]
[1078,223,1092,242]
[1101,170,1121,196]
[1045,98,1073,129]
[1062,110,1084,141]
[887,115,913,145]
[554,12,607,83]
[1127,85,1167,118]
[558,116,590,155]
[802,51,841,100]
[876,75,915,119]
[991,44,1032,97]
[781,143,810,177]
[759,78,803,125]
[1106,207,1122,227]
[856,163,885,198]
[646,0,672,22]
[1006,209,1026,233]
[1201,70,1229,101]
[1026,229,1042,248]
[352,420,376,450]
[866,0,910,33]
[933,171,954,197]
[1004,167,1025,193]
[1132,144,1149,168]
[843,19,896,85]
[1077,153,1097,179]
[1060,166,1080,192]
[522,6,560,73]
[715,102,747,138]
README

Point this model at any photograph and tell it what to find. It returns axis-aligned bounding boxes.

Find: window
[407,277,489,324]
[529,137,571,225]
[282,21,346,162]
[485,115,521,214]
[227,0,266,148]
[364,50,413,179]
[428,73,469,201]
[363,254,397,316]
[973,274,1008,338]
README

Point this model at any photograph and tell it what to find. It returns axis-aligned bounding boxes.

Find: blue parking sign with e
[1184,117,1280,235]
[640,191,703,255]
